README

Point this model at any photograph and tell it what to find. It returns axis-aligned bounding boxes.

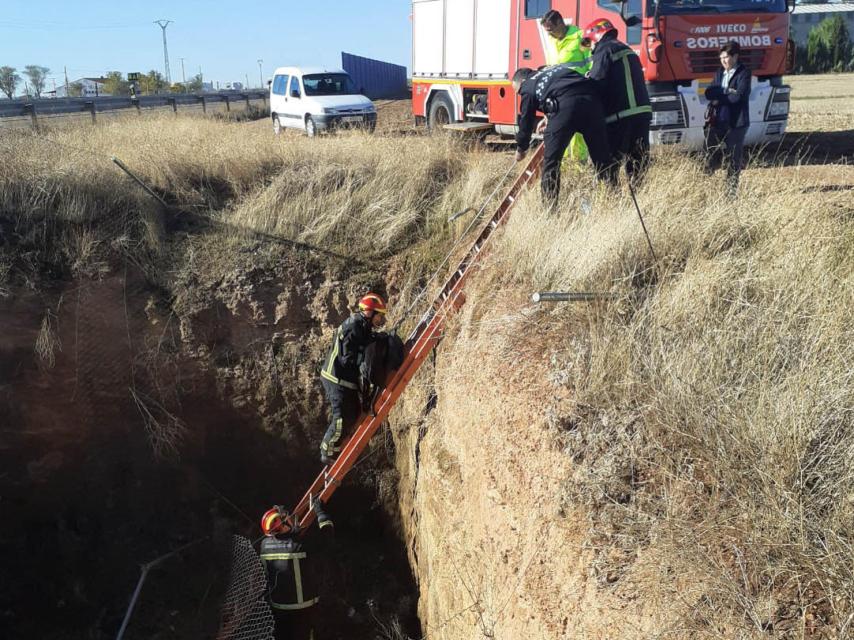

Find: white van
[269,67,377,137]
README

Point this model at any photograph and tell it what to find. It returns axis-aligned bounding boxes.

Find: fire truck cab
[411,0,793,148]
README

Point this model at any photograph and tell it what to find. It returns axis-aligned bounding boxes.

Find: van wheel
[305,116,317,138]
[273,115,282,135]
[427,93,456,132]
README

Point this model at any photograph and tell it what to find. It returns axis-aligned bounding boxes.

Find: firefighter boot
[313,498,334,531]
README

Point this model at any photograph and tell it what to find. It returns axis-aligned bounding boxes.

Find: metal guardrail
[0,91,268,127]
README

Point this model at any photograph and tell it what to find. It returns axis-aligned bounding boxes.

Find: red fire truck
[411,0,793,147]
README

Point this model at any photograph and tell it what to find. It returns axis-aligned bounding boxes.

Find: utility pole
[64,66,69,97]
[154,20,173,84]
[198,65,203,90]
[180,57,186,92]
[257,59,263,89]
[245,73,249,90]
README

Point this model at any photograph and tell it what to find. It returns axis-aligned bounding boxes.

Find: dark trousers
[606,113,651,186]
[320,378,360,457]
[542,94,612,207]
[704,125,747,195]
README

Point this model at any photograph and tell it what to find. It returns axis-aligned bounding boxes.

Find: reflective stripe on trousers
[261,552,320,611]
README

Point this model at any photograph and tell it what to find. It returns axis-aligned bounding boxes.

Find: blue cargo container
[341,52,408,100]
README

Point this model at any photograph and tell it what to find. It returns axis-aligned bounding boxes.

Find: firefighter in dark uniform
[513,65,611,209]
[319,293,387,465]
[585,18,652,186]
[259,502,333,639]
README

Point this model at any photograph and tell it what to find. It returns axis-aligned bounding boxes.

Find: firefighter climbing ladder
[288,145,545,534]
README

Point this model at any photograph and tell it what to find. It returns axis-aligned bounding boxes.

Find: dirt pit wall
[0,231,418,639]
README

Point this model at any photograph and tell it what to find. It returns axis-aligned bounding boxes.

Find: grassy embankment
[396,74,853,637]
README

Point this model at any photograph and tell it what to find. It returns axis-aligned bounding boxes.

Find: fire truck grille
[688,49,766,74]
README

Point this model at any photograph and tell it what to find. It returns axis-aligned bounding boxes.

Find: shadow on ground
[757,129,854,166]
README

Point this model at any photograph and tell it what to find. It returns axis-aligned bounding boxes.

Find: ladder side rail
[290,296,451,527]
[295,289,458,531]
[403,146,544,347]
[291,146,544,533]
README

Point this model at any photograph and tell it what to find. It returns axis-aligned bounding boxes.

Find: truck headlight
[322,108,338,115]
[768,101,789,117]
[651,110,681,127]
[364,104,376,113]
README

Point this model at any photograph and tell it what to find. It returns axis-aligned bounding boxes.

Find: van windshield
[303,74,356,96]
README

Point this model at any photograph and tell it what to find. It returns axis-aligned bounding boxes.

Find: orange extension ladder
[286,145,544,535]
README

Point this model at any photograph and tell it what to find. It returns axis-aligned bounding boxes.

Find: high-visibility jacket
[260,536,319,611]
[545,24,593,162]
[545,24,593,75]
[589,34,652,124]
[320,313,376,390]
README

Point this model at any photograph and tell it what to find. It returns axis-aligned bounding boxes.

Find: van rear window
[272,75,289,95]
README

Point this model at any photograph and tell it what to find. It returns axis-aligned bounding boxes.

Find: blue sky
[1,1,412,90]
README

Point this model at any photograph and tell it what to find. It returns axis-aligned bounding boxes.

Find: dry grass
[436,147,854,636]
[0,113,510,263]
[788,74,854,133]
[34,307,62,368]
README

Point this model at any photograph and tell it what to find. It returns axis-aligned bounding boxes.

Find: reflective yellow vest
[545,24,593,75]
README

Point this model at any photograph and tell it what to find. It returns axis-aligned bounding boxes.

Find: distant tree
[185,73,204,93]
[805,16,852,72]
[102,71,130,96]
[139,70,168,95]
[67,82,84,97]
[0,66,20,99]
[23,65,49,98]
[169,82,184,93]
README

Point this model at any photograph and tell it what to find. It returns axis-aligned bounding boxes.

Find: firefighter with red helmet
[259,502,332,638]
[319,293,388,465]
[585,18,652,186]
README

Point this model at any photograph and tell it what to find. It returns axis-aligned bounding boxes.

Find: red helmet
[261,506,294,536]
[358,293,387,316]
[584,18,618,44]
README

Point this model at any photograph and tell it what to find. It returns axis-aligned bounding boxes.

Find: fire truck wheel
[427,93,457,131]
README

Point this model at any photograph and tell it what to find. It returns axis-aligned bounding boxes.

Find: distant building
[224,81,244,91]
[791,3,854,45]
[201,81,215,92]
[55,77,110,98]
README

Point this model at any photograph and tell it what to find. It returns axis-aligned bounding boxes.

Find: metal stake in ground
[532,292,617,303]
[111,156,170,209]
[627,181,658,265]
